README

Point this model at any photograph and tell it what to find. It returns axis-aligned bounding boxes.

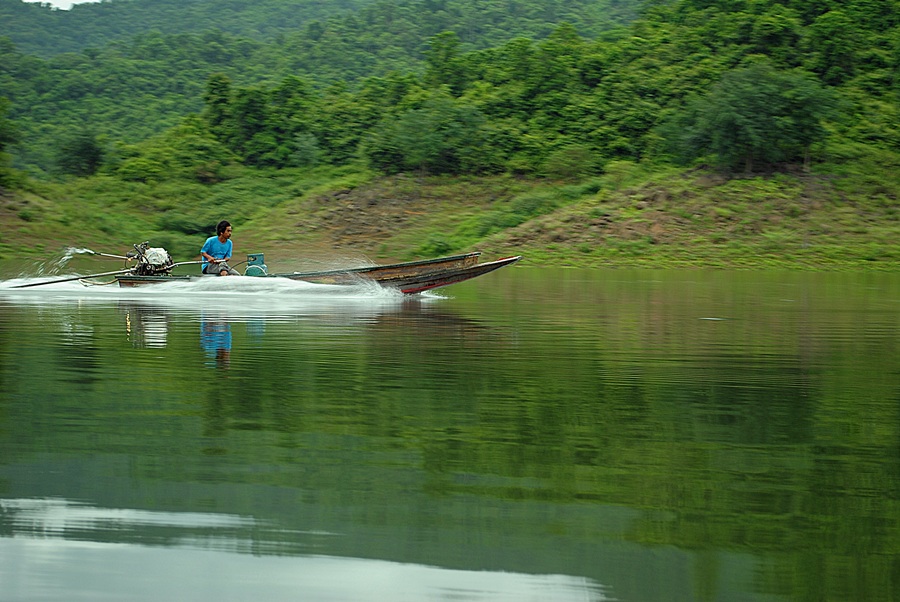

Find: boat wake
[0,274,448,321]
[1,273,431,301]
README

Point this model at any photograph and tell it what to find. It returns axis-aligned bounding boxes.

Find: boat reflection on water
[0,498,608,602]
[122,304,170,348]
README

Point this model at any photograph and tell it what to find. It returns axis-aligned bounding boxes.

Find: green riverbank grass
[2,162,897,271]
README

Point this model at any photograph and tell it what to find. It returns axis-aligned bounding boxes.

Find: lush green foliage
[0,0,373,57]
[55,129,104,177]
[0,0,644,175]
[363,91,504,175]
[0,96,18,185]
[0,0,897,269]
[2,0,897,179]
[660,62,838,170]
[2,0,643,57]
[187,0,897,175]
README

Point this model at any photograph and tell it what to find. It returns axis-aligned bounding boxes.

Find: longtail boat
[13,243,522,294]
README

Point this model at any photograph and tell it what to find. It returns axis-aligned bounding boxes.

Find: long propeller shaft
[87,250,132,260]
[10,268,136,289]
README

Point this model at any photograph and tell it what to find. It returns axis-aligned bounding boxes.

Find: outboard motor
[129,242,175,275]
[244,253,268,276]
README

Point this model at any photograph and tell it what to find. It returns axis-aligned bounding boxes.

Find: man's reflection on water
[201,316,232,370]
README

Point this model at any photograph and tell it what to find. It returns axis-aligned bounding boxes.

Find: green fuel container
[244,253,268,276]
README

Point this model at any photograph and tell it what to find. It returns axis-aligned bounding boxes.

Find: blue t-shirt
[201,236,233,269]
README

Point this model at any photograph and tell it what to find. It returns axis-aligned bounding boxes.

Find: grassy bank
[1,161,898,271]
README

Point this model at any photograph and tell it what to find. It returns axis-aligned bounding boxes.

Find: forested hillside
[1,0,643,57]
[1,0,648,172]
[0,0,897,268]
[1,0,373,56]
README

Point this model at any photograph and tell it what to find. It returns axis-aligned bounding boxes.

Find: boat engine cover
[144,247,173,267]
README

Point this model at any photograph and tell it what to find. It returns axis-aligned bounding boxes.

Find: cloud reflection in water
[1,498,608,602]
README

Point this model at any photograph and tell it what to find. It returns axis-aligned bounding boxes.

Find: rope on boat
[79,278,118,286]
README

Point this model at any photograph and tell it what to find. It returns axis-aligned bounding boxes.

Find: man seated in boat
[201,220,240,276]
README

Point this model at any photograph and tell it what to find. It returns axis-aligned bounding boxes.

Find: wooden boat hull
[356,255,522,294]
[115,252,521,293]
[278,252,481,285]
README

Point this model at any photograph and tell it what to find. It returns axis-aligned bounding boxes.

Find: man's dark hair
[216,220,231,235]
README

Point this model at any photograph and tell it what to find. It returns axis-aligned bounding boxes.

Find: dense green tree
[0,98,17,151]
[313,85,379,165]
[801,10,863,85]
[267,75,319,165]
[542,143,600,179]
[201,73,234,141]
[116,116,235,183]
[423,31,468,95]
[230,87,278,167]
[363,92,501,174]
[55,130,104,177]
[660,62,837,171]
[0,97,19,185]
[747,4,802,62]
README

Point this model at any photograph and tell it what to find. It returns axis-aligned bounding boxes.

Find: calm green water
[0,266,898,601]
